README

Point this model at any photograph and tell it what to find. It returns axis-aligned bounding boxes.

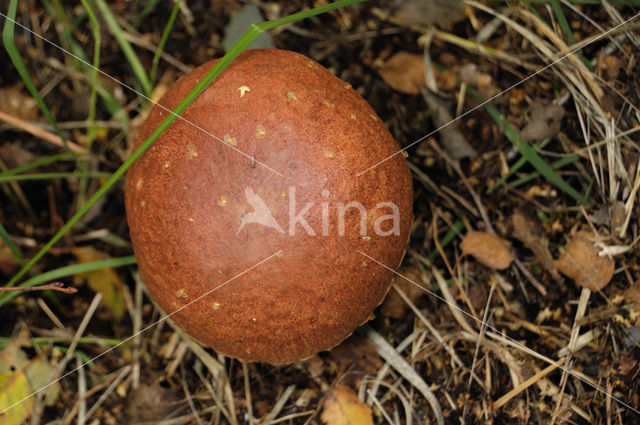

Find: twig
[492,359,564,410]
[0,282,77,294]
[0,109,86,153]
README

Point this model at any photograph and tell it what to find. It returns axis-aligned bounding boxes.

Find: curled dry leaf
[0,240,20,276]
[377,52,425,95]
[460,231,513,270]
[623,281,640,326]
[420,88,477,160]
[520,99,565,142]
[392,0,465,31]
[0,86,38,121]
[511,209,560,280]
[555,231,614,291]
[321,385,374,425]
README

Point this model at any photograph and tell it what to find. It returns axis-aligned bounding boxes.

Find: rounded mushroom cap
[125,49,413,364]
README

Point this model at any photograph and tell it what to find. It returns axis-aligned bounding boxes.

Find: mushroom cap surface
[125,49,413,364]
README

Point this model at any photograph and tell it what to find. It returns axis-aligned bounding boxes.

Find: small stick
[492,359,564,410]
[0,109,86,153]
[0,282,77,294]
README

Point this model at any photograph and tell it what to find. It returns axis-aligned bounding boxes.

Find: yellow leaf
[24,357,59,407]
[0,371,34,425]
[72,246,125,321]
[321,385,373,425]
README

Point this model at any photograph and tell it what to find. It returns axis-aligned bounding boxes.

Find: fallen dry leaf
[0,86,38,121]
[126,382,181,423]
[378,52,425,95]
[511,210,560,280]
[624,280,640,326]
[0,329,59,421]
[321,385,373,425]
[72,246,126,321]
[520,99,565,142]
[392,0,465,31]
[459,63,498,99]
[555,231,614,291]
[460,231,513,270]
[599,55,623,78]
[420,89,477,159]
[0,240,20,276]
[0,143,39,170]
[0,369,34,425]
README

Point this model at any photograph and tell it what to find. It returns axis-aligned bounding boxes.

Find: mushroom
[125,49,413,364]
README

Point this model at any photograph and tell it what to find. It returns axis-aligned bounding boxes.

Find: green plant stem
[150,0,182,86]
[0,256,137,307]
[0,172,112,182]
[78,0,102,211]
[94,0,153,96]
[0,153,75,178]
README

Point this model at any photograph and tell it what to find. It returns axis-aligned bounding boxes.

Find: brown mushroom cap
[125,49,413,364]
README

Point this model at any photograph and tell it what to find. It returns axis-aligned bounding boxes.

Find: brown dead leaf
[0,143,38,169]
[0,240,20,276]
[511,210,560,280]
[420,89,477,159]
[599,55,623,78]
[321,385,373,425]
[460,231,513,270]
[0,86,38,121]
[520,99,565,142]
[126,382,180,423]
[72,246,126,321]
[392,0,465,31]
[459,63,498,99]
[555,231,614,291]
[624,281,640,326]
[381,268,427,319]
[378,52,425,95]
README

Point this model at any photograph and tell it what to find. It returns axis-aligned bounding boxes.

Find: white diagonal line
[357,249,640,416]
[0,11,285,178]
[357,11,640,176]
[0,250,282,416]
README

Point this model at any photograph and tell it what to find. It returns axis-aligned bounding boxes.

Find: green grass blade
[508,154,581,189]
[0,153,75,178]
[2,0,71,153]
[78,0,102,210]
[486,138,552,195]
[0,336,122,350]
[133,0,163,27]
[467,86,588,205]
[150,0,182,85]
[0,222,25,266]
[427,219,464,263]
[0,256,137,307]
[94,0,153,96]
[549,0,592,68]
[0,172,112,183]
